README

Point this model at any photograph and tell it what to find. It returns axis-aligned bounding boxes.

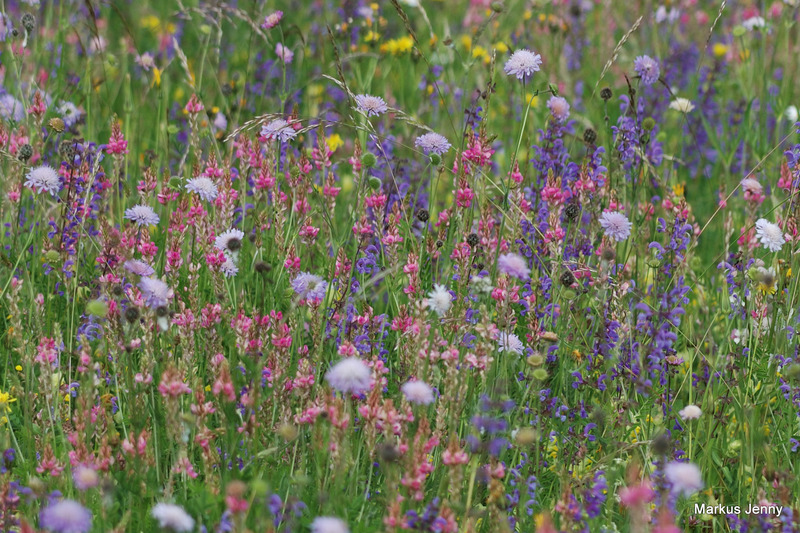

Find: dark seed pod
[377,443,400,463]
[416,208,429,222]
[155,306,169,318]
[254,261,271,274]
[124,307,140,323]
[564,202,580,222]
[21,13,35,34]
[601,247,616,262]
[17,144,33,162]
[651,432,671,456]
[473,262,484,271]
[560,270,575,287]
[226,238,242,253]
[467,233,479,247]
[435,240,444,248]
[600,87,613,101]
[582,128,597,144]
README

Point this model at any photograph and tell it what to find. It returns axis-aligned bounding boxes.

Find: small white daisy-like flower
[678,404,702,420]
[124,204,160,227]
[220,257,239,278]
[742,16,766,31]
[497,332,524,355]
[138,277,171,309]
[664,461,703,497]
[214,228,245,256]
[415,132,451,155]
[151,503,195,532]
[325,357,372,395]
[599,211,633,242]
[401,380,435,405]
[755,218,785,252]
[785,105,799,123]
[547,96,570,122]
[135,52,155,71]
[354,94,388,117]
[503,49,543,81]
[425,284,452,317]
[669,97,695,113]
[25,165,61,196]
[123,259,155,277]
[497,253,531,281]
[185,176,219,202]
[311,516,350,533]
[260,118,297,143]
[470,275,493,295]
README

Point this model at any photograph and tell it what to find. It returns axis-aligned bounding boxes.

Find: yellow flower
[152,67,162,88]
[460,35,472,51]
[712,43,728,58]
[364,30,380,43]
[0,390,16,414]
[472,45,489,62]
[672,183,685,197]
[326,134,344,152]
[494,42,508,54]
[15,365,22,372]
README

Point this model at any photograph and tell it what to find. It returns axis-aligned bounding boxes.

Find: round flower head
[72,465,100,491]
[39,499,92,533]
[291,272,329,302]
[261,10,283,30]
[497,332,524,355]
[425,284,452,317]
[634,55,660,85]
[311,516,350,533]
[275,42,293,64]
[678,404,702,420]
[185,176,219,202]
[325,357,372,395]
[0,93,24,121]
[214,228,245,255]
[354,94,388,117]
[57,101,82,128]
[260,118,297,143]
[668,97,695,113]
[755,218,785,252]
[503,49,542,81]
[664,461,703,497]
[151,503,195,532]
[124,259,155,277]
[547,96,570,122]
[599,211,632,242]
[25,165,61,196]
[497,253,531,281]
[401,380,435,405]
[221,257,239,278]
[124,204,160,227]
[138,277,171,309]
[415,132,451,155]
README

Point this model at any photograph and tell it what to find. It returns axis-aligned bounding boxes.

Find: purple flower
[497,253,531,280]
[275,43,293,64]
[415,132,451,155]
[354,94,388,117]
[634,55,660,85]
[39,499,92,533]
[260,118,297,142]
[546,96,570,123]
[25,165,61,196]
[124,204,160,226]
[503,49,542,81]
[599,211,632,241]
[185,176,219,202]
[401,380,435,405]
[138,277,171,309]
[291,272,328,302]
[325,358,372,395]
[124,259,155,277]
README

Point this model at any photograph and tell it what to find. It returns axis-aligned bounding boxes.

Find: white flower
[599,211,633,242]
[214,228,245,256]
[124,205,160,226]
[503,49,542,81]
[311,516,350,533]
[497,332,524,355]
[325,357,372,395]
[742,16,766,31]
[755,218,785,252]
[401,380,435,405]
[151,503,195,532]
[669,97,695,113]
[425,284,452,317]
[354,94,388,117]
[678,404,702,420]
[785,105,799,123]
[731,328,747,345]
[470,275,493,295]
[57,101,82,128]
[664,461,703,497]
[221,257,239,277]
[185,176,218,202]
[25,165,61,196]
[260,118,297,142]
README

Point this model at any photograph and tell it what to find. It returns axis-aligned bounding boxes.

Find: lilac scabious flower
[124,259,155,277]
[275,43,293,64]
[634,55,660,85]
[401,380,435,405]
[291,272,328,302]
[425,284,452,317]
[138,277,171,309]
[220,257,238,277]
[57,101,82,128]
[755,218,785,252]
[414,132,451,155]
[599,211,632,241]
[124,204,160,226]
[546,96,570,123]
[664,461,703,497]
[25,165,61,196]
[260,118,297,142]
[354,94,388,117]
[261,11,283,30]
[39,499,92,533]
[0,93,24,121]
[497,332,524,355]
[311,516,349,533]
[497,253,531,280]
[325,358,372,395]
[214,228,245,255]
[151,503,195,532]
[503,49,542,81]
[185,176,218,202]
[72,465,100,491]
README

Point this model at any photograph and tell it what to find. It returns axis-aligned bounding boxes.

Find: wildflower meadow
[2,0,800,531]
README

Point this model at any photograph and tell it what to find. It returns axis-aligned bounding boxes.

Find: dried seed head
[416,208,429,222]
[17,144,33,162]
[467,233,479,247]
[600,87,613,101]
